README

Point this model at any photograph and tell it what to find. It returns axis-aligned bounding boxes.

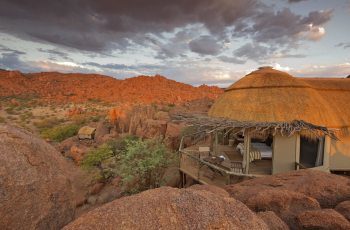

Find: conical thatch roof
[208,67,350,131]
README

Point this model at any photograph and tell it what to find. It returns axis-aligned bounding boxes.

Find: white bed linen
[251,143,273,159]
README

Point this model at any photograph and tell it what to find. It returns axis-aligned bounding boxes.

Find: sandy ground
[0,101,113,133]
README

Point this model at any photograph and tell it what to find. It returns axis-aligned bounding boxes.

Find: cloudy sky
[0,0,349,87]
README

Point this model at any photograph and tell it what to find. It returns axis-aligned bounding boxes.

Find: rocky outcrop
[245,190,321,229]
[335,201,350,221]
[110,104,155,135]
[94,124,110,144]
[57,136,79,152]
[0,70,224,105]
[0,123,76,230]
[66,107,85,117]
[295,209,350,230]
[139,119,167,140]
[62,185,268,230]
[165,121,187,150]
[154,111,170,121]
[224,170,350,209]
[129,105,155,135]
[257,211,290,230]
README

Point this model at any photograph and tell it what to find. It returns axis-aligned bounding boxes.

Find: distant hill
[0,70,224,104]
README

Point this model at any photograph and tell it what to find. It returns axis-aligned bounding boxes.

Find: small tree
[80,144,114,179]
[106,135,140,156]
[117,136,178,193]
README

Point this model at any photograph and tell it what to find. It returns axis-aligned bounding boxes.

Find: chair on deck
[198,147,211,158]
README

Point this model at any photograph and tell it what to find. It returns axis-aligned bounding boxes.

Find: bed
[236,143,273,161]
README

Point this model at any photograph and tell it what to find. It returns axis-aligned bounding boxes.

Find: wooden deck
[179,141,272,188]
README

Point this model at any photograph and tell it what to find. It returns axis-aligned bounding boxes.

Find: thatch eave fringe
[170,113,340,141]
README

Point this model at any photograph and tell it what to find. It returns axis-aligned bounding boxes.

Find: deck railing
[179,134,262,185]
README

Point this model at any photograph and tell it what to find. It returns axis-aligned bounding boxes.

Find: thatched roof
[78,126,96,135]
[208,67,350,132]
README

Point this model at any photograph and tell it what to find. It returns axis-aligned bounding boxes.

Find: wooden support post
[222,129,225,145]
[182,172,185,188]
[215,130,218,156]
[197,161,200,181]
[243,130,251,174]
[210,133,214,152]
[226,173,230,185]
[179,171,183,188]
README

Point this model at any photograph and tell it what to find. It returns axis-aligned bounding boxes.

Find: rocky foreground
[0,69,224,104]
[1,123,350,230]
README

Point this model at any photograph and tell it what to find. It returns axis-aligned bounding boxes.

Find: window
[299,136,324,168]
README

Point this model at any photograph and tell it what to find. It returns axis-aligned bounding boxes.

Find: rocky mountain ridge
[0,69,224,104]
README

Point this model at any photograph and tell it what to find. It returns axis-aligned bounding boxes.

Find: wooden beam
[179,171,183,188]
[210,133,214,152]
[215,129,218,156]
[243,130,251,174]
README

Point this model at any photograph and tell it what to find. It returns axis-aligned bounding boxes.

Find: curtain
[315,137,324,167]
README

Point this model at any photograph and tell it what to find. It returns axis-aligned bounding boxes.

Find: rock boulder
[224,170,350,208]
[296,209,350,230]
[335,201,350,222]
[94,124,110,144]
[246,190,320,229]
[0,123,76,230]
[257,211,290,230]
[140,119,167,140]
[63,185,268,230]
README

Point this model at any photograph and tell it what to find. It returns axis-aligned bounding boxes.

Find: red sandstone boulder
[335,201,350,222]
[66,107,85,117]
[91,183,104,195]
[168,104,186,114]
[296,209,350,230]
[76,197,87,208]
[70,145,89,164]
[245,190,320,229]
[165,121,186,150]
[62,185,268,230]
[110,104,155,135]
[224,170,350,209]
[58,136,79,152]
[0,123,76,229]
[257,211,290,230]
[94,124,110,143]
[128,105,155,135]
[154,111,170,121]
[140,119,167,140]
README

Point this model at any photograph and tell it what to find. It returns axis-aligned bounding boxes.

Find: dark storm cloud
[233,43,274,62]
[189,36,223,55]
[232,8,334,46]
[217,56,246,64]
[0,0,260,53]
[288,0,308,3]
[83,62,166,71]
[0,45,26,55]
[37,48,73,61]
[335,42,350,49]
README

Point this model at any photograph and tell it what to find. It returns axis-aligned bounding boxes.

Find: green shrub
[5,107,15,114]
[34,117,59,128]
[38,115,45,120]
[117,136,178,193]
[41,124,79,142]
[80,144,114,179]
[0,117,5,123]
[71,114,86,125]
[168,103,175,107]
[106,135,139,156]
